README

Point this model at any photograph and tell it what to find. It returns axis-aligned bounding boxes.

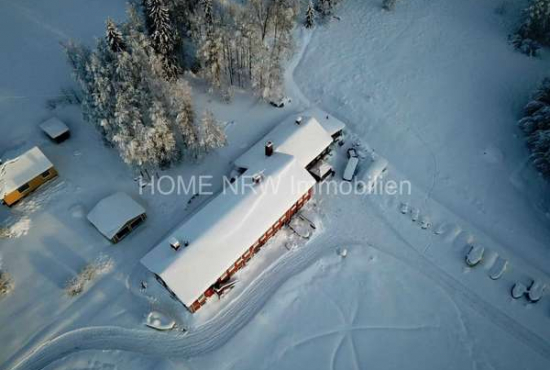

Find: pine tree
[144,0,181,80]
[199,28,226,91]
[147,101,179,168]
[203,0,214,30]
[305,1,315,28]
[106,18,125,52]
[199,110,226,155]
[168,79,199,157]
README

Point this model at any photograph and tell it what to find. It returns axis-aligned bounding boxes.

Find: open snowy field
[1,0,550,369]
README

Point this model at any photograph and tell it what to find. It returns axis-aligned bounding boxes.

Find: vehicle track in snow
[6,230,340,370]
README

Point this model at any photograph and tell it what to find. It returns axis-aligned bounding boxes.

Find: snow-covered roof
[87,192,146,240]
[309,161,333,178]
[316,114,345,137]
[234,115,334,169]
[0,147,54,198]
[141,153,316,308]
[39,117,69,139]
[300,108,346,137]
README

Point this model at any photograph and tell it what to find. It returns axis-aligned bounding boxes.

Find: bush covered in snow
[65,255,113,297]
[519,78,550,177]
[513,0,550,55]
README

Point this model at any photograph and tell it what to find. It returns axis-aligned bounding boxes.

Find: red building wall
[189,187,314,313]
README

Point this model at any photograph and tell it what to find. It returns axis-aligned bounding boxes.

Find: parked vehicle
[511,282,527,299]
[465,245,485,267]
[488,257,508,280]
[343,157,359,182]
[527,280,546,303]
[270,97,291,108]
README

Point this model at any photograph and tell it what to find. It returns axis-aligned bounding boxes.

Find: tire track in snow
[6,232,340,370]
[284,28,314,110]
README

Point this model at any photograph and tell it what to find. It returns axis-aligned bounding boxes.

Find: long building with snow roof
[141,114,343,313]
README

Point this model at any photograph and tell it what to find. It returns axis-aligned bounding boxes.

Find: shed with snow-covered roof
[40,117,70,143]
[87,192,146,243]
[0,146,57,206]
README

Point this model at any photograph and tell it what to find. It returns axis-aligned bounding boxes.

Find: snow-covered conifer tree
[199,28,226,91]
[147,101,179,167]
[168,79,199,157]
[106,18,125,52]
[305,1,315,28]
[144,0,181,79]
[203,0,214,29]
[198,110,226,155]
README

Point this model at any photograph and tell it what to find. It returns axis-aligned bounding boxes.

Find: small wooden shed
[87,192,146,243]
[40,117,70,143]
[0,147,58,206]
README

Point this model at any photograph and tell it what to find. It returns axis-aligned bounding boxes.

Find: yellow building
[0,147,57,206]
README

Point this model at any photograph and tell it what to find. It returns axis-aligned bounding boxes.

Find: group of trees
[304,0,345,28]
[513,0,550,56]
[65,0,349,173]
[519,79,550,177]
[191,0,300,100]
[65,5,225,174]
[515,1,550,178]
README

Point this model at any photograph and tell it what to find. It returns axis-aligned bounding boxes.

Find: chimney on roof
[295,116,303,125]
[265,141,274,157]
[252,172,264,185]
[169,237,181,251]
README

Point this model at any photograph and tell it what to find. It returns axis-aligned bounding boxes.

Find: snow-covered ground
[2,0,550,369]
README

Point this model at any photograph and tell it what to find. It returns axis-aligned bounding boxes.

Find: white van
[343,157,359,182]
